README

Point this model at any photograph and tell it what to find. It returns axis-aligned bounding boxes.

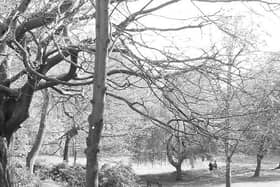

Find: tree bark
[166,135,184,181]
[0,0,77,184]
[190,157,195,168]
[175,163,182,181]
[63,136,70,163]
[86,0,109,187]
[62,127,78,164]
[0,41,34,186]
[7,135,15,186]
[253,154,263,177]
[72,138,77,166]
[0,137,10,187]
[224,57,233,187]
[225,156,231,187]
[26,89,49,174]
[253,135,268,177]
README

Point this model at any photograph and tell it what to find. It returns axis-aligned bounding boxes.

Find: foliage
[99,163,140,187]
[130,126,167,163]
[36,163,85,186]
[167,133,215,166]
[10,158,39,187]
[35,162,139,187]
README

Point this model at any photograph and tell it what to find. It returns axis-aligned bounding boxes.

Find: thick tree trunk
[225,156,231,187]
[86,0,109,187]
[7,135,15,186]
[253,154,263,177]
[175,164,182,181]
[26,89,49,174]
[0,137,10,187]
[166,135,184,181]
[0,39,34,185]
[253,136,267,177]
[0,0,75,184]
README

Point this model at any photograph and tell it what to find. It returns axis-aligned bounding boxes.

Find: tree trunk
[175,164,182,181]
[0,137,10,187]
[166,135,184,181]
[62,127,78,164]
[0,0,74,184]
[253,154,263,177]
[72,138,77,166]
[86,0,109,187]
[63,136,70,163]
[0,43,34,186]
[8,134,16,187]
[26,89,49,174]
[224,58,233,187]
[225,156,231,187]
[253,136,267,177]
[190,157,195,168]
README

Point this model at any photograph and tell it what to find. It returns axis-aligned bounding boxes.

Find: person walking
[209,161,213,171]
[213,160,218,170]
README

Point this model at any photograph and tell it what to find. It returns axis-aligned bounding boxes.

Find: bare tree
[0,0,273,186]
[166,133,213,180]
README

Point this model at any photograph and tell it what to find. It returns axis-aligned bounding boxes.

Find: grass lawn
[139,154,280,187]
[139,166,280,187]
[37,154,280,187]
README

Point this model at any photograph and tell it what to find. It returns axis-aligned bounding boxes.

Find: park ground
[39,154,280,187]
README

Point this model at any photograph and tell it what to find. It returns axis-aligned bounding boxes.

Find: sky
[122,0,280,54]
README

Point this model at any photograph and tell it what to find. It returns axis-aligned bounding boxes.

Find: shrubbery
[11,158,39,187]
[13,167,39,187]
[35,163,85,186]
[36,162,139,187]
[99,163,140,187]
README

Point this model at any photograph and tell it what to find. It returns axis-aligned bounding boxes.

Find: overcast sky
[122,0,280,54]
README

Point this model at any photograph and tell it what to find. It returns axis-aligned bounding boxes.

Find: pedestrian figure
[209,162,213,171]
[213,160,217,170]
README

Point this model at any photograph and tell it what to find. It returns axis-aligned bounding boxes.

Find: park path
[170,181,280,187]
[215,181,280,187]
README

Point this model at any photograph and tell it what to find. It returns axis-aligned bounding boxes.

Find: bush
[10,158,39,187]
[13,167,39,187]
[34,162,52,180]
[42,163,86,186]
[99,163,140,187]
[36,162,139,187]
